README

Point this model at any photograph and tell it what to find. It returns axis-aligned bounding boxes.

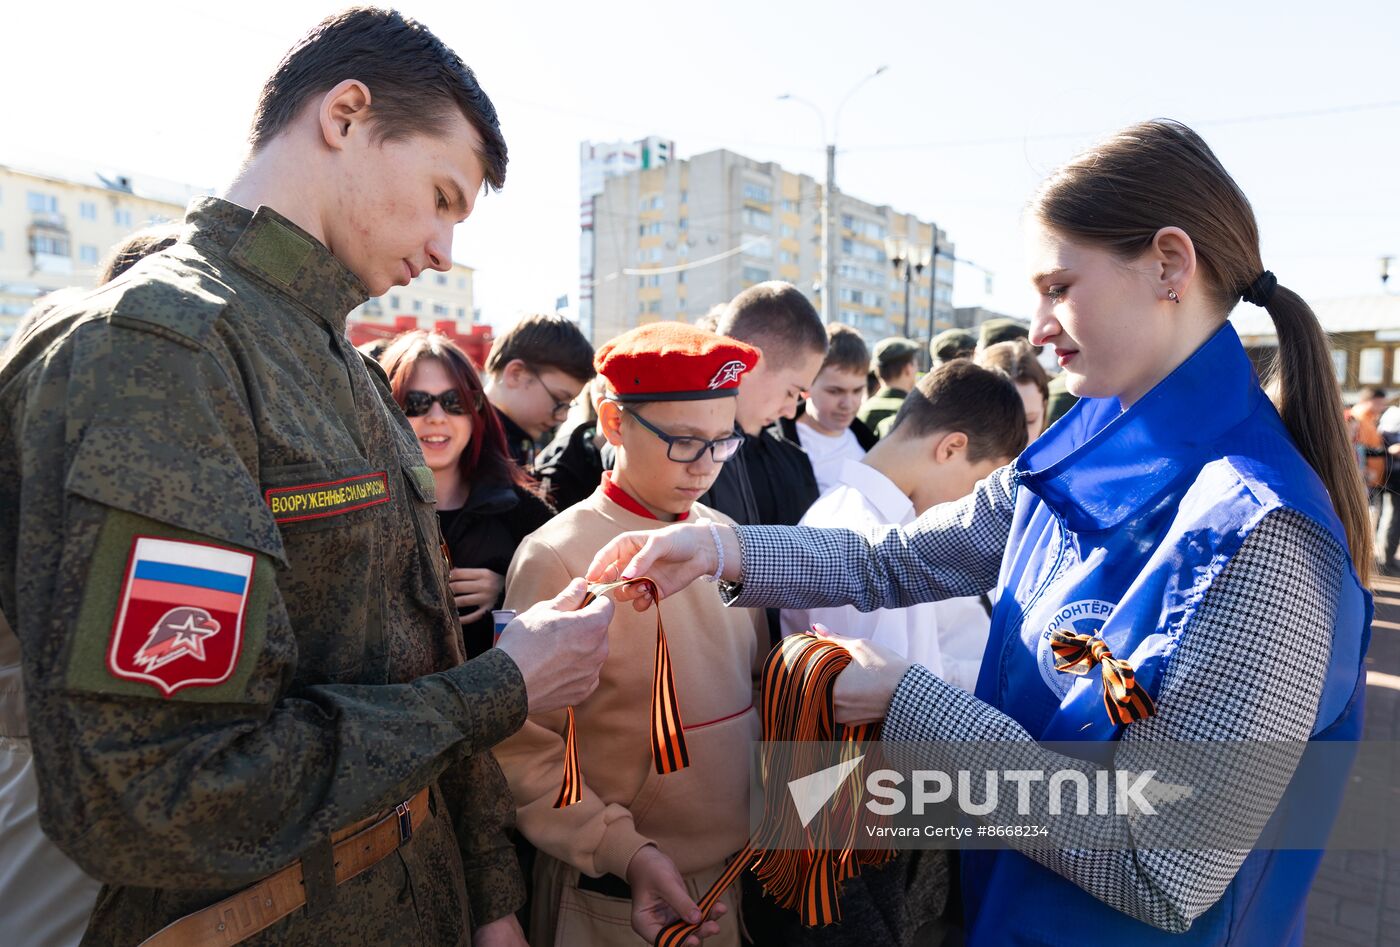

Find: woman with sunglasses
[380,331,554,658]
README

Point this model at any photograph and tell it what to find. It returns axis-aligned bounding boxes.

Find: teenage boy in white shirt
[780,360,1028,690]
[789,324,877,496]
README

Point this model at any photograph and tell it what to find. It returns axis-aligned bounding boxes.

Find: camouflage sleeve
[0,321,527,888]
[437,750,527,928]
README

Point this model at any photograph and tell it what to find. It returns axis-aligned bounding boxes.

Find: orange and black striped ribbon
[656,634,892,945]
[1049,630,1157,725]
[554,577,690,808]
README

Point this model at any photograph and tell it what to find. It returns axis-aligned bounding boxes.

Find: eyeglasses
[525,364,575,419]
[622,406,745,464]
[403,388,485,417]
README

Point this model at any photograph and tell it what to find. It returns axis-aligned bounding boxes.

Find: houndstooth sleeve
[721,464,1017,611]
[881,507,1346,931]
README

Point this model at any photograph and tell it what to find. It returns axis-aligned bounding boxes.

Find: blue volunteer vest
[963,323,1371,945]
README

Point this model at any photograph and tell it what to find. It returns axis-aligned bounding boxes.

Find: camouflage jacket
[0,198,528,945]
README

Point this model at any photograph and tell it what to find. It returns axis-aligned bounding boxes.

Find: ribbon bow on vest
[554,578,689,808]
[1049,630,1157,725]
[656,633,892,947]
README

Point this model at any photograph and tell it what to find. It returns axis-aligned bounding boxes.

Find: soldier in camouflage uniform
[0,9,614,946]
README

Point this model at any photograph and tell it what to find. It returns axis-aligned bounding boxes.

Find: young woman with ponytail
[587,120,1371,945]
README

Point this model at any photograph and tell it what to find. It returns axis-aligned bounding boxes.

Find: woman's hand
[449,567,505,624]
[812,624,913,725]
[585,522,741,612]
[626,844,726,946]
[472,914,527,947]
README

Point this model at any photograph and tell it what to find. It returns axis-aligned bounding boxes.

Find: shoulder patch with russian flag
[107,537,256,696]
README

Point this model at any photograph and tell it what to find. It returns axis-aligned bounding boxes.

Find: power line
[844,98,1400,154]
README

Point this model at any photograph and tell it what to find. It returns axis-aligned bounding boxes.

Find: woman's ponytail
[1260,283,1373,584]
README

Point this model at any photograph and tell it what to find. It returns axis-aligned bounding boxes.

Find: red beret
[595,322,759,403]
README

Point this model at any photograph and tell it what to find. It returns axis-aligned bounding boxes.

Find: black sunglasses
[622,406,744,463]
[403,388,485,417]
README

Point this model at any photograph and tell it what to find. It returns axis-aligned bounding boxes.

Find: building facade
[0,161,205,343]
[587,146,953,349]
[579,137,674,341]
[1233,294,1400,397]
[347,261,476,335]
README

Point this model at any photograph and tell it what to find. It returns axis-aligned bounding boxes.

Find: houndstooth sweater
[723,463,1346,931]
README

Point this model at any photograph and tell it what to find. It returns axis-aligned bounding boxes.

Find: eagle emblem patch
[106,537,255,696]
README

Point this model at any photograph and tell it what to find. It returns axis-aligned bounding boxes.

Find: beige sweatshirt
[494,487,764,879]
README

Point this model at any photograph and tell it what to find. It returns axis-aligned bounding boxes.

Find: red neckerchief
[601,471,690,522]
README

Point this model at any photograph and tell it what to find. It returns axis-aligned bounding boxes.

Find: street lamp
[778,65,888,325]
[885,235,931,339]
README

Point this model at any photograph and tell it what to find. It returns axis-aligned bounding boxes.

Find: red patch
[107,536,255,696]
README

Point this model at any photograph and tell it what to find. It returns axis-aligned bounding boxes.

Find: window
[742,182,772,204]
[458,277,467,290]
[27,191,58,214]
[677,217,688,230]
[638,221,664,237]
[680,189,688,204]
[1359,347,1384,385]
[435,274,448,286]
[779,250,797,264]
[676,270,685,285]
[30,234,69,256]
[80,201,97,221]
[744,235,772,258]
[779,224,797,239]
[647,299,662,313]
[781,199,800,213]
[389,295,401,308]
[639,194,663,211]
[433,303,450,316]
[413,299,423,312]
[79,244,99,265]
[741,207,771,231]
[457,307,467,318]
[114,208,133,228]
[742,265,770,284]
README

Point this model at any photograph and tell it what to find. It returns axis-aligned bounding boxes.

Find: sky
[3,0,1397,329]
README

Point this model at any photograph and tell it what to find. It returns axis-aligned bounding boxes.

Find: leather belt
[138,787,430,947]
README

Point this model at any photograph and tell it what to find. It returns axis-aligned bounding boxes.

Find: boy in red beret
[494,322,766,947]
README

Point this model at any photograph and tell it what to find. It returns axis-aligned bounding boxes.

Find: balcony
[30,211,67,231]
[32,252,73,276]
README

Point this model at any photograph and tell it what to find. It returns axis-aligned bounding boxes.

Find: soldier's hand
[448,567,504,624]
[496,578,613,715]
[472,914,527,947]
[585,522,742,612]
[626,844,726,946]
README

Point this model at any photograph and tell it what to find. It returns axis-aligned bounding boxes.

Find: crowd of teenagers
[0,8,1375,947]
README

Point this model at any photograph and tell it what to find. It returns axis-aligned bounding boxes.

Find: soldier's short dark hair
[872,337,920,383]
[717,281,826,366]
[485,313,596,383]
[250,7,508,191]
[886,360,1028,463]
[820,323,870,377]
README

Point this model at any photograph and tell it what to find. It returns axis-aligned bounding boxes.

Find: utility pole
[823,144,836,325]
[779,66,887,325]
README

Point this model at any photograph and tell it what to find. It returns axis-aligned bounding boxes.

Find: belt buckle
[395,799,413,844]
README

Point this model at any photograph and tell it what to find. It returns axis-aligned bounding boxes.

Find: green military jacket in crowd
[856,385,909,437]
[0,197,528,945]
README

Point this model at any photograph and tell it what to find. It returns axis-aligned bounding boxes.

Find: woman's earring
[1167,288,1180,304]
